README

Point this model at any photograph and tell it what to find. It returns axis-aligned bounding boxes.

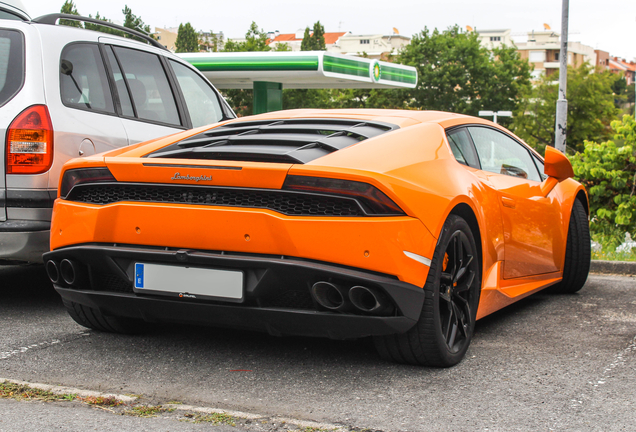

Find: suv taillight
[6,105,54,174]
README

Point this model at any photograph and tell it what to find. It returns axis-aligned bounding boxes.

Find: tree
[200,30,224,52]
[122,5,152,34]
[223,22,276,53]
[84,13,126,37]
[286,22,331,110]
[221,22,289,116]
[569,115,636,247]
[396,25,531,122]
[300,21,326,51]
[175,23,199,53]
[512,64,619,153]
[60,0,81,27]
[300,27,312,51]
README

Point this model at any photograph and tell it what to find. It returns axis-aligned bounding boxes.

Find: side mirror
[544,146,574,181]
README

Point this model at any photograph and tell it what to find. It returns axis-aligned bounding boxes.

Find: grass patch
[591,233,636,261]
[0,381,71,402]
[592,249,636,262]
[182,412,236,426]
[124,405,174,417]
[78,395,122,407]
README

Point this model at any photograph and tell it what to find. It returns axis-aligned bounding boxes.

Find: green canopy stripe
[323,56,370,78]
[380,65,418,84]
[187,56,320,72]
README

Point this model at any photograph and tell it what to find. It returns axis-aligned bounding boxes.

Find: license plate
[134,263,243,302]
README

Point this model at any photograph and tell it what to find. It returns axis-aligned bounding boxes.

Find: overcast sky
[24,0,636,60]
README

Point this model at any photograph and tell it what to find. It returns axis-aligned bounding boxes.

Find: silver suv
[0,3,235,263]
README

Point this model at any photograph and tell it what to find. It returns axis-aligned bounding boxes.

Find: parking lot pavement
[1,266,635,431]
[0,398,239,432]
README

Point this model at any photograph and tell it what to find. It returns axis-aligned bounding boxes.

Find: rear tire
[549,199,590,294]
[63,299,145,334]
[374,215,481,367]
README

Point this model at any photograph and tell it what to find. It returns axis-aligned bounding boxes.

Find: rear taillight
[60,168,116,199]
[283,175,405,216]
[6,105,54,174]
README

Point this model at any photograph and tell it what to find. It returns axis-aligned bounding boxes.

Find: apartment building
[328,33,411,60]
[609,57,636,85]
[477,29,597,80]
[267,30,349,51]
[267,29,410,60]
[154,27,224,52]
[154,27,178,52]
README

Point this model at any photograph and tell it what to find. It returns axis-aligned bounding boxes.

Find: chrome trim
[403,251,431,267]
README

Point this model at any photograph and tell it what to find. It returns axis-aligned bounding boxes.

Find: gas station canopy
[179,51,418,90]
[178,51,417,114]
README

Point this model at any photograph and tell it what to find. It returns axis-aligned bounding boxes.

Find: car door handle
[501,197,516,209]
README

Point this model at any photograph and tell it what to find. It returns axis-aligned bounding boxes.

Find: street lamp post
[478,110,513,124]
[554,0,569,153]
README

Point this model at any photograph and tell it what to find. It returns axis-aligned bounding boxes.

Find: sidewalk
[590,260,636,275]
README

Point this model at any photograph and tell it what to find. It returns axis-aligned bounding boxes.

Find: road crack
[0,332,90,360]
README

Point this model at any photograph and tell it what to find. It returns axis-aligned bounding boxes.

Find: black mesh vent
[91,271,132,293]
[259,290,316,310]
[67,183,365,217]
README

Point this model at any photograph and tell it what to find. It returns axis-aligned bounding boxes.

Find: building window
[529,50,546,62]
[360,39,370,44]
[531,70,544,80]
[554,52,559,61]
[490,36,501,42]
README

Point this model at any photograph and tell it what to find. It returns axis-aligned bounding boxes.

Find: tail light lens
[283,175,405,216]
[6,105,54,174]
[60,168,116,199]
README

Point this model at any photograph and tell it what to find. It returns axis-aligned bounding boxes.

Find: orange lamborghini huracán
[44,109,590,367]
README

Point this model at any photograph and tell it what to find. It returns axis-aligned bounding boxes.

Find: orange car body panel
[51,109,587,320]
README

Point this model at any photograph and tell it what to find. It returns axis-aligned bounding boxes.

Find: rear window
[60,43,115,114]
[0,28,24,107]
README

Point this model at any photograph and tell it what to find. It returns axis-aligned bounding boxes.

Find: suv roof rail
[32,13,167,51]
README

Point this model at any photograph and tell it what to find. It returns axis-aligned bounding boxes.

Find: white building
[266,29,410,60]
[477,29,597,80]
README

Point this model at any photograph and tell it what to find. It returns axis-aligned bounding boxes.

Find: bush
[570,115,636,249]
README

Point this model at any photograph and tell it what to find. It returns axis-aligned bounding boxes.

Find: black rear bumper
[44,244,425,339]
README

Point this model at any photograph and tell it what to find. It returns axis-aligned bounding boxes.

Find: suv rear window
[60,43,115,114]
[0,29,24,107]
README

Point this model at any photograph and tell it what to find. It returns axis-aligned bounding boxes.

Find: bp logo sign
[372,61,381,82]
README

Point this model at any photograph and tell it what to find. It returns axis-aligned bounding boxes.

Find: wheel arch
[575,189,589,216]
[449,202,483,283]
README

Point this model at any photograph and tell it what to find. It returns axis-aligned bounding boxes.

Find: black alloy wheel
[438,229,476,354]
[374,215,481,367]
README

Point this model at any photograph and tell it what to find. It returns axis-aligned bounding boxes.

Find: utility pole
[554,0,569,153]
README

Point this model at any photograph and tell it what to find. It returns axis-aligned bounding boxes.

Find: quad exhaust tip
[60,259,78,286]
[45,260,60,284]
[311,281,351,311]
[311,281,394,316]
[349,285,393,316]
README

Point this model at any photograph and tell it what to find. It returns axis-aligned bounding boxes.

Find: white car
[0,1,235,263]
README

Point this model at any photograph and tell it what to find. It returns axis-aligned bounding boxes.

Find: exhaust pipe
[60,259,79,286]
[310,281,352,312]
[349,286,394,316]
[45,260,60,284]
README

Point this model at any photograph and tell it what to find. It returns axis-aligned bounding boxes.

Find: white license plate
[133,263,243,302]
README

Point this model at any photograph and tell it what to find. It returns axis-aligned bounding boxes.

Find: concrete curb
[0,378,138,403]
[590,260,636,276]
[0,378,347,431]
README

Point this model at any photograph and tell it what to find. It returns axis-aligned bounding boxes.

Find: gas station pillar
[253,81,283,114]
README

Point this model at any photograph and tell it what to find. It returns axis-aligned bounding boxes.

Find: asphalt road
[1,265,635,431]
